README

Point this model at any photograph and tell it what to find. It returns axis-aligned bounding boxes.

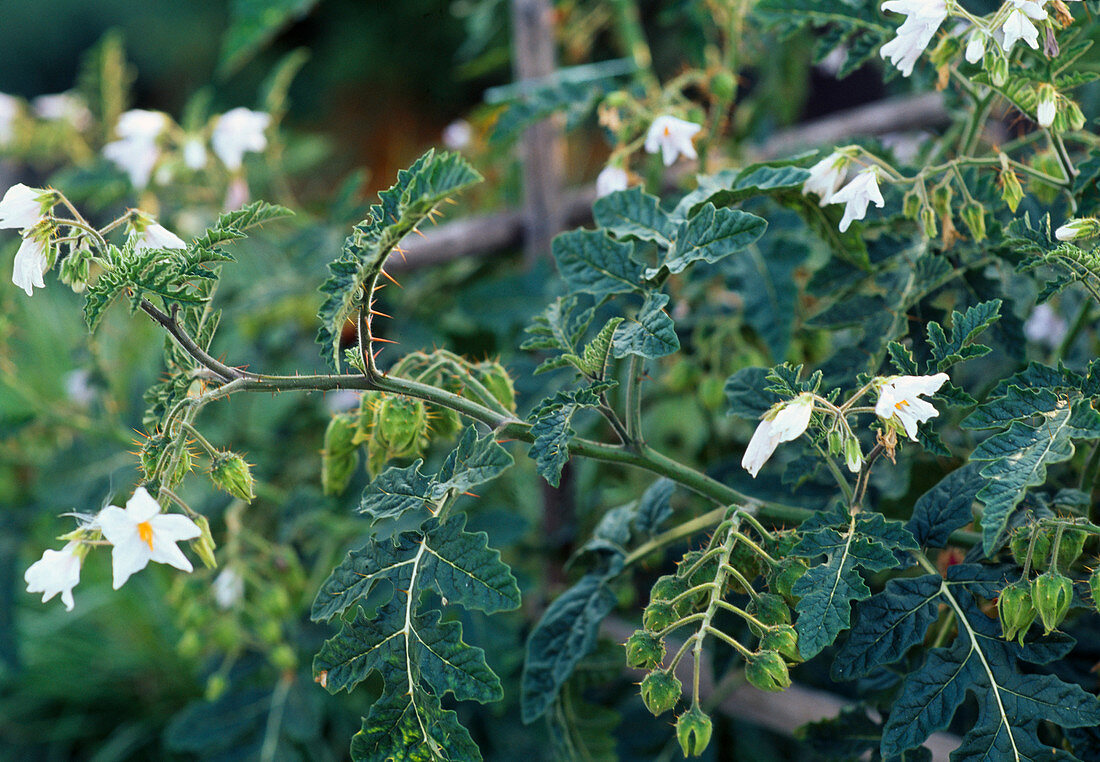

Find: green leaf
[611,292,680,359]
[349,688,482,762]
[522,295,597,375]
[727,234,808,362]
[651,204,767,277]
[433,426,515,499]
[832,574,942,681]
[925,300,1001,371]
[317,150,482,370]
[577,318,624,378]
[971,401,1100,553]
[962,387,1061,430]
[592,186,675,246]
[527,384,613,487]
[312,514,520,622]
[521,563,622,723]
[634,478,675,537]
[906,464,981,548]
[219,0,320,75]
[356,460,436,531]
[674,162,812,217]
[552,230,644,298]
[792,509,918,659]
[724,367,782,420]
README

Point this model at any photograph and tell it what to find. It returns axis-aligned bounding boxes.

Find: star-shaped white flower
[874,373,949,441]
[211,108,271,172]
[1001,1,1046,53]
[830,167,885,232]
[96,487,202,589]
[644,115,702,167]
[104,137,160,189]
[24,541,82,611]
[0,184,50,231]
[802,152,849,205]
[135,223,187,253]
[742,393,815,477]
[880,0,948,76]
[12,235,49,296]
[596,165,629,197]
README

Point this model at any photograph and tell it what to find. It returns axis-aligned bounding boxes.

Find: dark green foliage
[754,0,894,79]
[527,383,614,487]
[906,464,981,547]
[552,229,644,298]
[611,292,680,359]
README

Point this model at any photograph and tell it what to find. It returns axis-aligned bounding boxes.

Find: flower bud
[1036,85,1057,129]
[827,429,843,456]
[710,71,736,102]
[209,451,255,502]
[760,624,801,663]
[999,167,1024,213]
[643,601,678,632]
[964,31,986,64]
[844,435,863,474]
[902,187,922,219]
[1055,528,1088,570]
[988,53,1008,87]
[998,580,1036,643]
[676,706,713,757]
[640,671,681,716]
[625,630,665,670]
[1031,571,1073,635]
[205,673,229,702]
[322,413,359,496]
[745,650,791,692]
[920,205,937,239]
[270,644,298,671]
[1063,99,1086,131]
[1055,218,1100,242]
[961,202,987,243]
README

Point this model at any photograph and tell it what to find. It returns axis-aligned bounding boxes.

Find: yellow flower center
[894,400,909,410]
[137,521,154,551]
[663,125,671,136]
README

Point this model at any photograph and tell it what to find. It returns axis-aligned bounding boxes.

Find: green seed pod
[760,624,801,663]
[640,671,681,716]
[140,434,168,480]
[1055,529,1088,571]
[1089,568,1100,614]
[676,706,713,757]
[679,551,719,587]
[1000,167,1024,213]
[322,413,359,496]
[192,514,217,570]
[625,630,665,670]
[770,558,809,604]
[745,650,791,692]
[1031,571,1073,635]
[727,542,762,592]
[650,574,695,616]
[960,202,986,243]
[643,601,677,633]
[209,451,255,502]
[374,396,428,456]
[902,187,922,219]
[998,580,1036,644]
[1010,528,1050,572]
[749,593,791,629]
[173,448,193,486]
[473,360,517,413]
[710,70,736,102]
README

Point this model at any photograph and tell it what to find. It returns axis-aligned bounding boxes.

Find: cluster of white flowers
[0,183,57,296]
[880,0,949,77]
[24,487,202,611]
[802,153,885,232]
[101,106,270,193]
[741,373,949,478]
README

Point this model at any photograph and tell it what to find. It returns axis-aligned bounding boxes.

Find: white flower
[135,223,187,253]
[442,119,472,151]
[211,108,270,171]
[802,152,849,205]
[596,165,629,197]
[1001,1,1046,53]
[32,93,91,131]
[0,184,49,230]
[12,235,49,296]
[183,137,208,170]
[1023,303,1067,347]
[874,373,949,441]
[25,542,82,611]
[213,567,245,609]
[1055,217,1100,241]
[965,30,987,63]
[1036,87,1056,128]
[96,487,202,589]
[644,115,702,167]
[0,93,18,146]
[115,109,169,142]
[104,137,160,189]
[829,167,885,232]
[742,393,815,477]
[880,0,949,76]
[844,437,863,474]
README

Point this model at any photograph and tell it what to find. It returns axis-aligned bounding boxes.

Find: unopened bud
[827,429,843,456]
[209,451,254,502]
[1055,218,1100,242]
[844,436,863,474]
[192,514,218,569]
[961,202,987,243]
[676,706,713,757]
[1031,571,1073,635]
[745,650,791,692]
[902,187,922,219]
[1000,166,1024,213]
[640,670,681,716]
[626,631,665,670]
[1036,85,1057,129]
[998,580,1036,643]
[920,205,938,238]
[988,53,1008,87]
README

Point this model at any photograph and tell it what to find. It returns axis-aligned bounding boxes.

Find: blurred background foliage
[0,0,955,760]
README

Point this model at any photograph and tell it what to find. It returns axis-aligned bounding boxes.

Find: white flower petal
[148,537,194,573]
[126,487,163,522]
[771,394,815,442]
[111,536,151,589]
[0,184,47,230]
[150,513,202,542]
[644,115,702,167]
[24,542,81,611]
[742,419,782,478]
[596,166,629,197]
[12,236,48,296]
[212,108,271,171]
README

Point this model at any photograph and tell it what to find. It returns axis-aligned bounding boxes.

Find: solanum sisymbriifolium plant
[9,0,1100,759]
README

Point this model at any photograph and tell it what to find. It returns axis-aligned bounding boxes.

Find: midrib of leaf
[822,514,858,619]
[938,580,1022,761]
[403,540,432,750]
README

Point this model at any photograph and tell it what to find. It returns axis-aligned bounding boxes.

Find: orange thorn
[394,245,408,262]
[372,347,386,361]
[372,336,400,344]
[462,491,480,498]
[379,269,403,288]
[369,308,392,319]
[412,227,426,238]
[443,197,458,205]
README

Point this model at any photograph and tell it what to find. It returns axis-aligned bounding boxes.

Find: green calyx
[1031,571,1073,635]
[675,706,713,757]
[625,630,665,670]
[998,580,1037,644]
[745,650,791,692]
[640,670,681,716]
[209,451,255,502]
